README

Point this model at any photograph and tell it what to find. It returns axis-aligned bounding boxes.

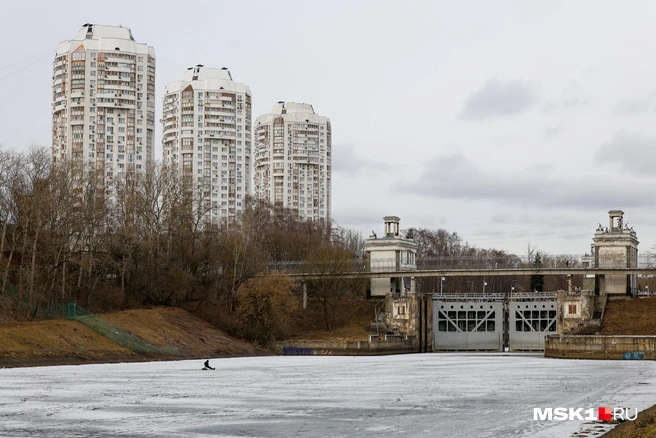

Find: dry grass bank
[0,307,263,368]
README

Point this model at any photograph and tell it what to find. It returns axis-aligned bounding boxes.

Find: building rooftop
[74,24,135,41]
[164,66,250,95]
[55,23,153,57]
[181,66,233,82]
[270,102,315,115]
[256,102,329,125]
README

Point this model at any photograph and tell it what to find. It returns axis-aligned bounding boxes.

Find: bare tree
[236,273,297,344]
[304,243,367,331]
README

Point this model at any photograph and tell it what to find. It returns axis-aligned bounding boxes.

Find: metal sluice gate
[433,292,557,351]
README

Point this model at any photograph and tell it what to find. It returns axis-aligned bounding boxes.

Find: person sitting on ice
[203,360,215,370]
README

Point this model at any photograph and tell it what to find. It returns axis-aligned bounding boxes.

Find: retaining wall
[277,339,417,356]
[545,335,656,360]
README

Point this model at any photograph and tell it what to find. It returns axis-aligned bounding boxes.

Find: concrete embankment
[277,339,417,356]
[545,335,656,360]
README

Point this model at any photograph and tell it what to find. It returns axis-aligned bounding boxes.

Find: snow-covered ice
[1,353,655,437]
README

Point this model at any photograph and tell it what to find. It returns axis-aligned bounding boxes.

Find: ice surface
[1,353,654,437]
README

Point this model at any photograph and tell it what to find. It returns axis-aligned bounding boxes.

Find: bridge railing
[267,260,366,274]
[267,253,656,275]
[434,291,557,301]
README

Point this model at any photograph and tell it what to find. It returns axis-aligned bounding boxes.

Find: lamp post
[647,285,650,296]
[441,277,445,296]
[483,280,487,296]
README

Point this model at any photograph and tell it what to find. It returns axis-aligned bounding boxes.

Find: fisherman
[204,359,215,370]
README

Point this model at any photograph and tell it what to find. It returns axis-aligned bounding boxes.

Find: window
[568,304,577,315]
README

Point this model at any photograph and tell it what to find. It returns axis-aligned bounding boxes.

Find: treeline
[0,146,577,341]
[0,147,364,339]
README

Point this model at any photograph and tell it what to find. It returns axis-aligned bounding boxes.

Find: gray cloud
[460,78,539,120]
[331,143,367,175]
[489,212,514,224]
[561,80,590,108]
[543,81,590,112]
[595,131,656,174]
[332,143,393,175]
[543,125,565,141]
[399,152,655,209]
[612,93,656,115]
[398,153,550,202]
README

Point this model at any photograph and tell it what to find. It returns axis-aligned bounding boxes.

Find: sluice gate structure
[433,292,557,351]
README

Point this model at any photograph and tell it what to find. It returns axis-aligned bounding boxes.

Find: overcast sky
[3,0,656,256]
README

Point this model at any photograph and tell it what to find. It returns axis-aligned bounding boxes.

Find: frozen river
[1,353,655,437]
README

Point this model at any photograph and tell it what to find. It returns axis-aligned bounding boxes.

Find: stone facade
[366,216,417,297]
[383,294,419,337]
[592,210,639,297]
[556,290,605,335]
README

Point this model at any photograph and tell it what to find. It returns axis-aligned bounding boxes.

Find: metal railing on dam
[434,291,557,301]
[281,267,656,280]
[268,254,656,275]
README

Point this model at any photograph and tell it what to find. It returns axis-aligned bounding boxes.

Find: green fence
[0,279,18,296]
[72,305,178,355]
[36,302,178,356]
[31,302,71,319]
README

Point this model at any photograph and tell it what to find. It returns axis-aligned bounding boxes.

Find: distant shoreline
[0,352,269,370]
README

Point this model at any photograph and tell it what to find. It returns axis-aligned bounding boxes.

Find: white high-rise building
[162,66,252,223]
[52,24,156,180]
[254,102,331,222]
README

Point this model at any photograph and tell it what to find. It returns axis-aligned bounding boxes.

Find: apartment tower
[254,102,331,222]
[162,66,252,223]
[52,24,156,180]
